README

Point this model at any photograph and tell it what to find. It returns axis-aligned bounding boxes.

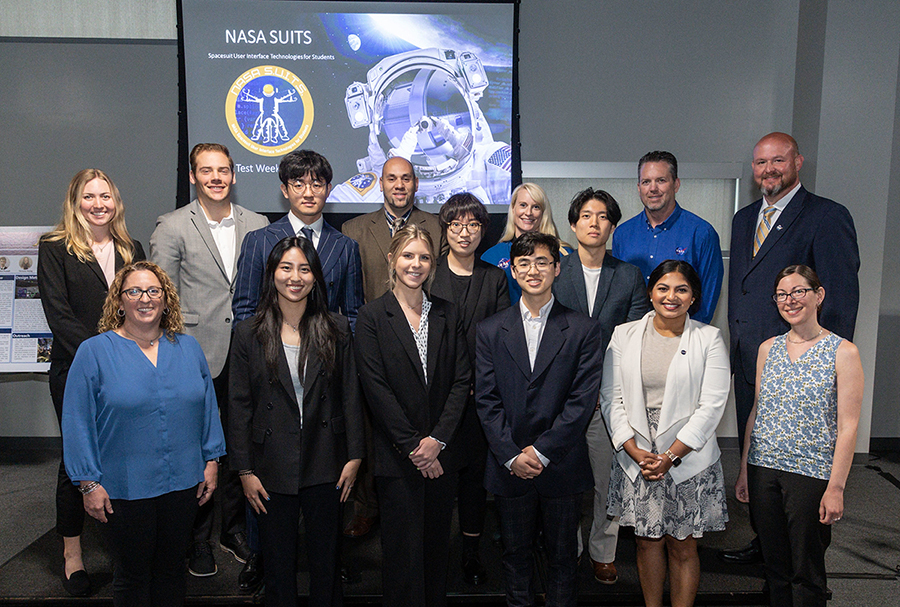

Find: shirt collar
[385,206,414,227]
[199,202,234,228]
[519,295,555,321]
[643,203,682,230]
[287,212,324,237]
[762,182,802,211]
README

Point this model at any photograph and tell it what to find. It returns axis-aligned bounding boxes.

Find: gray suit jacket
[150,200,269,376]
[553,252,649,353]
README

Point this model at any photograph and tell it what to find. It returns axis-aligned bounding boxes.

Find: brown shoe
[590,559,617,584]
[343,515,376,538]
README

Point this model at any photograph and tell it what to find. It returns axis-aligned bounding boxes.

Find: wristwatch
[664,449,682,467]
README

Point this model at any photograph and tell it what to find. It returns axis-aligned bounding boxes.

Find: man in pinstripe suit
[232,150,364,328]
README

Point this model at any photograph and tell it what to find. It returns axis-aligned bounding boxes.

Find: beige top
[640,322,681,410]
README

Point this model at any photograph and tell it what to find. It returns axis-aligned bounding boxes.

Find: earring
[117,308,125,317]
[163,307,169,315]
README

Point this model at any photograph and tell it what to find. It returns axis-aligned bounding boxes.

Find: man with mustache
[719,131,860,564]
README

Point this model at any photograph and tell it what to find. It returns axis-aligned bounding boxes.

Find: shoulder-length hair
[253,236,338,377]
[499,183,571,248]
[40,169,138,265]
[98,261,185,340]
[387,225,437,290]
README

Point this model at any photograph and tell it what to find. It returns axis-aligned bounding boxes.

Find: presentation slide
[181,0,516,212]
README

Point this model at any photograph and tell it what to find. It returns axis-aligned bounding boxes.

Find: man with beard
[719,132,859,564]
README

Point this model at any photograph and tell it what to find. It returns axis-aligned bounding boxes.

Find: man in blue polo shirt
[611,151,723,324]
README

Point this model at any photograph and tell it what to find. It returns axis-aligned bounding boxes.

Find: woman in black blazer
[430,193,509,585]
[228,236,364,607]
[354,225,471,607]
[37,169,145,596]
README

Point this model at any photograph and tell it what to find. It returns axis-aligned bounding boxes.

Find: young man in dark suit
[553,188,648,584]
[476,232,603,607]
[720,132,860,564]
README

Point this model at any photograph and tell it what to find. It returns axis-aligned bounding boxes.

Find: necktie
[753,205,777,257]
[300,227,314,244]
[391,217,405,236]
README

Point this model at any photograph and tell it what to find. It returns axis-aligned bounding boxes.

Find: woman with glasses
[481,183,571,304]
[601,260,729,607]
[735,265,863,606]
[355,225,470,607]
[430,193,509,585]
[37,169,145,596]
[228,236,363,607]
[62,261,226,606]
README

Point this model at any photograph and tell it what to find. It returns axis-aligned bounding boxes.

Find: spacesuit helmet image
[330,47,511,206]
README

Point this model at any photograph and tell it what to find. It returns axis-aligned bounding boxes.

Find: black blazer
[38,237,146,363]
[553,252,649,353]
[475,301,602,498]
[354,292,471,478]
[728,187,860,383]
[227,315,365,495]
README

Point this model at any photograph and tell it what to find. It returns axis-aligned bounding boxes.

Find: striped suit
[232,214,364,328]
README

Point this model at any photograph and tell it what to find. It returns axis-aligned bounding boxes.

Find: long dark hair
[253,236,338,378]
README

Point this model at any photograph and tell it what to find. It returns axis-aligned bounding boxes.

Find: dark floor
[0,445,898,606]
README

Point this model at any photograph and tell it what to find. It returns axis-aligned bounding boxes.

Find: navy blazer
[475,301,602,498]
[227,315,365,495]
[354,292,471,478]
[553,252,649,353]
[728,186,859,384]
[232,214,364,328]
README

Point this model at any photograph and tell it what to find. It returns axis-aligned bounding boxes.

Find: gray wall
[2,0,899,449]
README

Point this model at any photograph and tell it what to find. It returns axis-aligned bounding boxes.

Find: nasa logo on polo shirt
[225,65,314,156]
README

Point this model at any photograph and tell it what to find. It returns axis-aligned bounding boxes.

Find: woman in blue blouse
[63,261,226,607]
[481,183,571,303]
[735,265,863,607]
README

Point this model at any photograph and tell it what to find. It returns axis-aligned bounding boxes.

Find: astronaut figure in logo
[241,84,297,144]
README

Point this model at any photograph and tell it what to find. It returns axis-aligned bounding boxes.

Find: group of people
[37,130,862,607]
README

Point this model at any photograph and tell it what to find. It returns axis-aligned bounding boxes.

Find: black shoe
[62,569,91,597]
[717,538,763,565]
[462,555,487,585]
[239,552,264,592]
[188,541,217,577]
[341,565,361,584]
[220,531,252,564]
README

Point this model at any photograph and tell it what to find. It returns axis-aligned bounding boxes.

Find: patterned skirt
[607,408,728,540]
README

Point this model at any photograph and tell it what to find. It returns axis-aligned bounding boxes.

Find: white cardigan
[599,312,730,485]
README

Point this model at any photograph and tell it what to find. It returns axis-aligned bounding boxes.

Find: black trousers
[376,472,457,607]
[748,464,831,607]
[49,359,85,538]
[495,488,581,607]
[257,485,345,607]
[456,405,488,538]
[104,487,198,607]
[192,363,245,544]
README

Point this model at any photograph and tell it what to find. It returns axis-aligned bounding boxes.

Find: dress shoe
[462,555,487,585]
[717,538,763,565]
[590,559,618,584]
[343,515,376,538]
[62,568,91,597]
[238,552,264,592]
[220,531,252,564]
[188,541,217,577]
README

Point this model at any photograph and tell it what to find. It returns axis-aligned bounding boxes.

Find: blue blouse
[62,331,226,500]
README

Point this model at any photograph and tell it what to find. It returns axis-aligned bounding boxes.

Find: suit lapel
[425,302,446,386]
[501,306,533,380]
[189,202,229,281]
[367,213,392,264]
[465,263,487,331]
[386,295,428,387]
[748,190,805,271]
[317,222,340,279]
[277,343,300,409]
[560,256,590,315]
[232,205,251,281]
[592,257,616,320]
[530,303,567,381]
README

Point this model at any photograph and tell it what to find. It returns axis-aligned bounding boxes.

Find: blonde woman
[481,183,570,303]
[37,169,144,596]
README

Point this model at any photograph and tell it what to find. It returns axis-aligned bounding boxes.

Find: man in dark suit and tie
[151,143,269,577]
[719,131,860,564]
[232,149,364,327]
[553,188,648,584]
[476,232,603,607]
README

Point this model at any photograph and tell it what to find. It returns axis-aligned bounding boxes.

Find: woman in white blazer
[600,260,730,607]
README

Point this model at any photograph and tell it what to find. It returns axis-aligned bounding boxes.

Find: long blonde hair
[499,183,571,249]
[40,169,138,264]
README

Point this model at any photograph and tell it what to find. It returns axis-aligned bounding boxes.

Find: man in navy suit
[232,149,364,327]
[476,232,603,607]
[553,188,648,585]
[719,132,859,564]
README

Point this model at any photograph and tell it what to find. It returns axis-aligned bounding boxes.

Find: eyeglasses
[513,259,554,272]
[447,221,482,234]
[772,287,817,303]
[287,180,326,194]
[122,287,164,300]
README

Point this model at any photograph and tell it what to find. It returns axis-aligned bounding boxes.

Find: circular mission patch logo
[225,65,314,156]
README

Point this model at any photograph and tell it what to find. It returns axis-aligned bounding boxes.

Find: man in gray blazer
[553,188,648,585]
[150,143,269,577]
